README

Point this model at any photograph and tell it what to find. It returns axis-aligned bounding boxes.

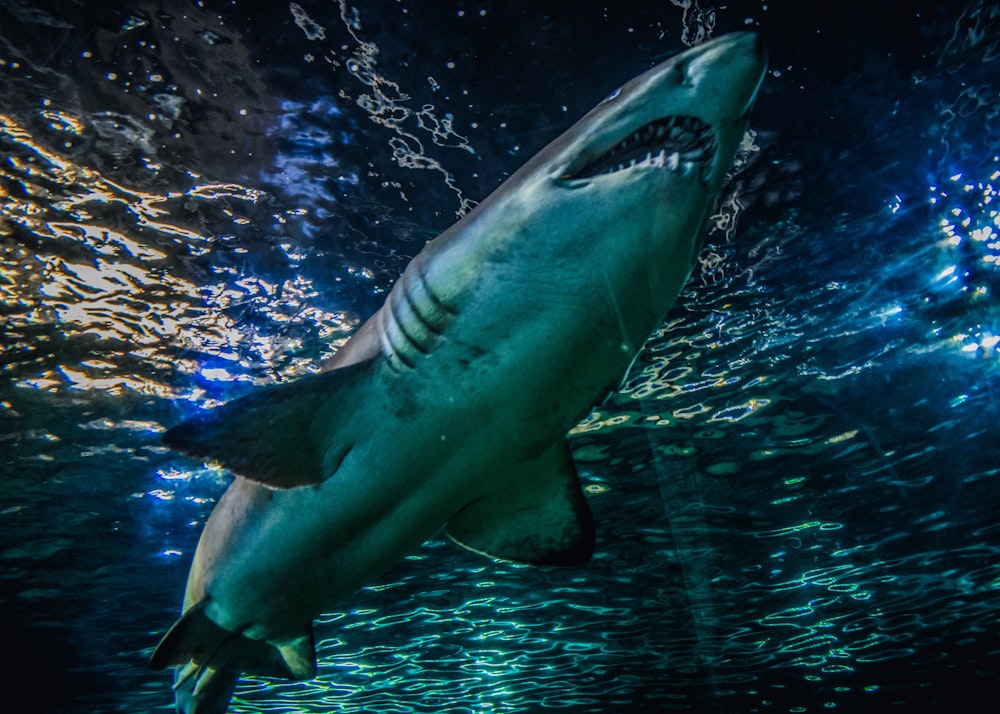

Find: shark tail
[150,600,317,714]
[172,662,239,714]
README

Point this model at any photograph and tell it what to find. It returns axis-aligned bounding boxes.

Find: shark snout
[549,33,767,188]
[679,32,768,119]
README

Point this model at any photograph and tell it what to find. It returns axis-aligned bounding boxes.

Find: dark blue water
[2,1,999,712]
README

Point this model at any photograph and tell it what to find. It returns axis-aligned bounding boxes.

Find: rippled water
[2,1,999,712]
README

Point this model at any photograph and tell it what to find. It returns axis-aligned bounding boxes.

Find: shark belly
[184,420,464,639]
[186,290,614,643]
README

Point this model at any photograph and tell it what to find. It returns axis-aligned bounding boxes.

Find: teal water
[2,1,999,712]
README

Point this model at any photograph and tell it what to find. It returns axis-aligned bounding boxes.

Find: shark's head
[488,32,767,304]
[549,33,767,192]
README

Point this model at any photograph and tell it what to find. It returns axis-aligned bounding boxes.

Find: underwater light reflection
[280,565,610,714]
[926,155,1000,358]
[1,105,360,399]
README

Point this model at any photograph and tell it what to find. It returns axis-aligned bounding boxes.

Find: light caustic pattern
[928,156,1000,357]
[0,108,354,400]
[291,0,478,217]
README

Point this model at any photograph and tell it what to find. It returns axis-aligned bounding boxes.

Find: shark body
[151,33,767,713]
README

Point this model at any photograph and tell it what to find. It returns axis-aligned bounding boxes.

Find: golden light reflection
[708,397,772,423]
[1,110,354,398]
[0,113,97,184]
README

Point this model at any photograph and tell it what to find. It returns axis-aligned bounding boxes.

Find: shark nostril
[673,62,686,85]
[673,61,694,88]
[754,32,767,58]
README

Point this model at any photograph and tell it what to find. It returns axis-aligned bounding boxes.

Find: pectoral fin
[163,360,373,489]
[447,440,595,566]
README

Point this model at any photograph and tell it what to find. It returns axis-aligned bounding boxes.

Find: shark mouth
[566,115,716,182]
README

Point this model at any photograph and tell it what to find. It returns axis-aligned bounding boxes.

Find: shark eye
[603,87,622,103]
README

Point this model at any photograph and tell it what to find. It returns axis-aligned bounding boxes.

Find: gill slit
[390,287,430,356]
[403,271,443,336]
[377,308,411,373]
[415,260,458,317]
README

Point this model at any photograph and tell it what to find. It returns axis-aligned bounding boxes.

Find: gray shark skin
[151,33,767,713]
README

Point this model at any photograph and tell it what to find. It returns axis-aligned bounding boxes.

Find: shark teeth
[567,115,716,181]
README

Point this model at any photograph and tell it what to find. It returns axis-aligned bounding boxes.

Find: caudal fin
[151,600,317,713]
[172,662,239,714]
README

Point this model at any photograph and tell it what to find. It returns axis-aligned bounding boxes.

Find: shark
[150,32,767,713]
